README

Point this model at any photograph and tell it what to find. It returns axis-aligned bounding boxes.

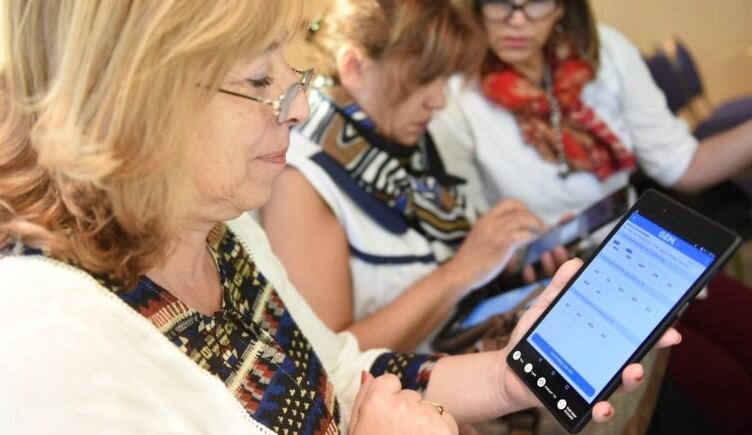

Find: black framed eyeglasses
[481,0,559,24]
[218,68,314,123]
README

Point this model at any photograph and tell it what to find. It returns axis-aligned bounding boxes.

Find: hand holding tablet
[505,190,741,433]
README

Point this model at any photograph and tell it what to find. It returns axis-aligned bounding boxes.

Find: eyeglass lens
[485,0,557,22]
[278,71,312,123]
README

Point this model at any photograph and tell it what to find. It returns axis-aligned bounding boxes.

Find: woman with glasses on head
[430,1,752,433]
[0,1,678,434]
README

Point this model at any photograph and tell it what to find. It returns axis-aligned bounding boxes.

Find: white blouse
[287,132,448,352]
[0,215,385,434]
[430,25,698,225]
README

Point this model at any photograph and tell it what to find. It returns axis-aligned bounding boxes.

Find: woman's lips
[502,36,530,48]
[259,149,288,165]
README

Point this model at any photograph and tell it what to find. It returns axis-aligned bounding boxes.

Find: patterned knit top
[17,223,441,434]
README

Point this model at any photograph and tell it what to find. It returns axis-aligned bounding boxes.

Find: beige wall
[592,0,752,105]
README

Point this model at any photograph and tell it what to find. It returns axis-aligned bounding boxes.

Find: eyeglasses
[218,68,314,123]
[481,0,559,24]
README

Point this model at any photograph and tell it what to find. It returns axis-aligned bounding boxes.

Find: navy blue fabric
[694,96,752,140]
[674,40,704,99]
[644,52,688,114]
[348,244,435,266]
[310,151,409,235]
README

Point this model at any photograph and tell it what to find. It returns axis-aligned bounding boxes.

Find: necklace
[205,243,227,311]
[543,64,570,178]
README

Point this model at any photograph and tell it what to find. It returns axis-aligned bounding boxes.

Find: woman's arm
[672,119,752,192]
[262,168,542,351]
[421,259,683,423]
[605,27,752,192]
[262,167,464,351]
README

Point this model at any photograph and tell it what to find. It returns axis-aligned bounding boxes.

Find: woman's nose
[426,81,448,111]
[507,9,530,27]
[285,87,310,126]
[281,67,311,126]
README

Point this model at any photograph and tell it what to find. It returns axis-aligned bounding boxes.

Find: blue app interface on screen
[527,212,715,403]
[461,279,551,329]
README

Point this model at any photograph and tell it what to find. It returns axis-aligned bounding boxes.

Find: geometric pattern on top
[87,224,442,434]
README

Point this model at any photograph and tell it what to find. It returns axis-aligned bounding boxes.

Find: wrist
[495,345,539,414]
[437,258,475,301]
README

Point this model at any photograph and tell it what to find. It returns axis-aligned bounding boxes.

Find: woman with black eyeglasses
[431,1,752,433]
[434,0,752,227]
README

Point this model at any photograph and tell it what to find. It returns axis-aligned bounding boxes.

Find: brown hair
[467,0,600,72]
[307,0,486,100]
[0,0,304,284]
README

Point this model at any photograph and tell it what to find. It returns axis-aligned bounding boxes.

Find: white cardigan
[431,25,698,225]
[0,215,385,434]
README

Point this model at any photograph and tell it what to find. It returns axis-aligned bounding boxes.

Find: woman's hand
[443,199,544,295]
[499,259,683,421]
[349,373,458,435]
[508,213,573,283]
[510,245,570,283]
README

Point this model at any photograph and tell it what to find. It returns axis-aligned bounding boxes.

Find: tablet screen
[461,279,551,329]
[526,211,715,403]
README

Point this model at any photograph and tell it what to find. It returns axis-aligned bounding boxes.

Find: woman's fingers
[521,265,537,283]
[655,327,682,348]
[368,373,402,393]
[533,258,583,308]
[591,401,615,423]
[552,245,570,265]
[349,372,374,431]
[419,401,460,435]
[620,363,645,392]
[539,251,557,277]
[396,388,423,403]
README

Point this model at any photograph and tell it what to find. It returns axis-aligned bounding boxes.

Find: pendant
[557,161,570,179]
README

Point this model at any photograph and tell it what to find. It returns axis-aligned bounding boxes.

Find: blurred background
[591,0,752,286]
[592,0,752,120]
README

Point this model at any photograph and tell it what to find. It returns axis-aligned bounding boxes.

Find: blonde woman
[0,1,676,434]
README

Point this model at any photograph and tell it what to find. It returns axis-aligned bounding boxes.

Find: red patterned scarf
[482,46,635,180]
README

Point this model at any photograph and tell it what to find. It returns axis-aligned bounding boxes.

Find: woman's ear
[337,44,368,92]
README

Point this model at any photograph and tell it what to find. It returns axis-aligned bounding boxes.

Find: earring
[555,22,564,33]
[305,18,322,41]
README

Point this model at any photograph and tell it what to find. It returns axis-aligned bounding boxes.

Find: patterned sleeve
[369,352,444,391]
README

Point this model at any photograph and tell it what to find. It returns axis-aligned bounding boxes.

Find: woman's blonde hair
[0,0,305,283]
[307,0,486,101]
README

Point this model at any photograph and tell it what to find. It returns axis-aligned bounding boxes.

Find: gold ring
[430,402,445,416]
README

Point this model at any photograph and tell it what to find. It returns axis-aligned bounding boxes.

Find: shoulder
[0,256,262,434]
[0,255,168,351]
[0,256,104,313]
[597,24,642,64]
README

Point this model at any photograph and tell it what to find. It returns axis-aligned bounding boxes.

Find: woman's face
[481,0,563,68]
[358,63,449,145]
[185,43,309,222]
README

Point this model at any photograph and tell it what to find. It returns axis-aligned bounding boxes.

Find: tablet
[461,279,550,330]
[507,189,741,433]
[433,278,551,349]
[518,187,630,270]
